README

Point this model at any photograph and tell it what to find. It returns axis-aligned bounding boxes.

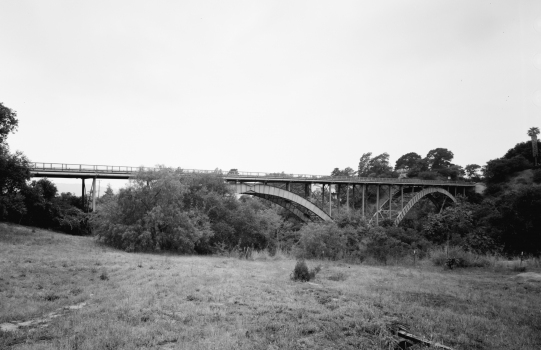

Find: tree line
[1,100,540,258]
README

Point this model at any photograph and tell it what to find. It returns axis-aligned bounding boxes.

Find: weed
[513,266,527,272]
[431,246,491,268]
[99,271,109,281]
[43,293,60,301]
[291,260,321,282]
[327,272,348,281]
[70,288,83,296]
[90,267,98,273]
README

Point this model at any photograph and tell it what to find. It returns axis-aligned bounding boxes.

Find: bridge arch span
[231,183,332,223]
[394,187,456,226]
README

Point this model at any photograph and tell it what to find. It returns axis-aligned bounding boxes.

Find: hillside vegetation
[2,223,541,350]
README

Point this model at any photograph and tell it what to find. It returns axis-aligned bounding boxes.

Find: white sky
[2,1,541,191]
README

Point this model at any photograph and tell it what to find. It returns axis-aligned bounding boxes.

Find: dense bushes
[91,169,283,253]
[293,213,429,264]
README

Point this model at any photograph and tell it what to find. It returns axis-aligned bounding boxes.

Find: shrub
[533,169,541,184]
[291,260,320,282]
[294,222,347,260]
[99,270,109,280]
[430,246,491,268]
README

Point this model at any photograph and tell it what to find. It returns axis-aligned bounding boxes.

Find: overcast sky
[2,1,541,190]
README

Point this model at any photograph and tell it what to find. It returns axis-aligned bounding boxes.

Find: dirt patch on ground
[515,272,541,282]
[0,301,87,332]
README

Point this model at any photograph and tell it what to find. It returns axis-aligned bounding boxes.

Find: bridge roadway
[30,162,476,225]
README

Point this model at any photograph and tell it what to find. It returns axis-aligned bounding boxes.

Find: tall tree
[425,148,454,170]
[0,102,18,144]
[395,152,422,171]
[358,153,372,177]
[527,127,540,166]
[464,164,481,180]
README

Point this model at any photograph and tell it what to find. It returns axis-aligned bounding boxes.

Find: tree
[425,148,454,170]
[358,152,396,178]
[527,127,539,166]
[358,153,372,177]
[0,145,30,220]
[503,140,541,165]
[464,164,481,181]
[483,155,530,184]
[395,152,422,171]
[331,167,356,177]
[0,102,18,144]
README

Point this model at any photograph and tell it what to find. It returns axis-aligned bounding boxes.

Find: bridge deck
[29,162,476,187]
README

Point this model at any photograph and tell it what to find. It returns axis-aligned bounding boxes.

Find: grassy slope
[1,223,540,350]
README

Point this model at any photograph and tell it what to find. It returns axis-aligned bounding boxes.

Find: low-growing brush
[291,259,321,282]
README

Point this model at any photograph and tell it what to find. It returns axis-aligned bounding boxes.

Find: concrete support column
[362,184,366,218]
[376,185,380,226]
[401,186,404,212]
[321,184,325,208]
[92,177,97,211]
[352,185,355,209]
[286,182,291,191]
[337,184,341,209]
[329,184,332,217]
[81,179,86,211]
[346,184,349,210]
[389,185,392,220]
[304,183,311,198]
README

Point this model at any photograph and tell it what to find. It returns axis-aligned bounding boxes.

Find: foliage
[430,246,491,268]
[91,169,284,253]
[425,148,454,170]
[92,168,217,252]
[0,102,18,144]
[483,155,530,184]
[416,171,438,180]
[464,164,482,181]
[357,152,397,178]
[422,199,500,254]
[502,140,541,165]
[290,259,320,282]
[533,169,541,184]
[0,145,30,221]
[331,167,356,177]
[394,152,422,171]
[294,222,347,260]
[488,186,541,255]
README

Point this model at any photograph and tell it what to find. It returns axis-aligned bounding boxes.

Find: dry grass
[1,223,541,349]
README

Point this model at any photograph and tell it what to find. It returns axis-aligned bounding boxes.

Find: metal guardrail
[29,162,474,185]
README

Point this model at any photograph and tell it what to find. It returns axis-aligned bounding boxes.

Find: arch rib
[394,187,456,226]
[232,183,333,223]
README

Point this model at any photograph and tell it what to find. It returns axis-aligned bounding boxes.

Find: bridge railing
[30,162,473,185]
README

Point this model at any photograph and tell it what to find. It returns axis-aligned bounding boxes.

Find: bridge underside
[370,186,457,226]
[231,183,332,223]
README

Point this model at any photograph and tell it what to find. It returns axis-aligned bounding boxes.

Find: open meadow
[1,223,540,350]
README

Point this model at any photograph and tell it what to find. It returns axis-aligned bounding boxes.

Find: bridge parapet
[30,162,476,186]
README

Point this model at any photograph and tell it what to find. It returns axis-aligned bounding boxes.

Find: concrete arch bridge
[29,162,475,226]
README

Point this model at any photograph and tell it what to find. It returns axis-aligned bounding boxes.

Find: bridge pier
[329,184,332,217]
[376,185,379,225]
[346,184,349,210]
[388,185,392,220]
[401,185,404,211]
[92,177,97,211]
[352,184,355,209]
[362,184,365,218]
[81,179,86,211]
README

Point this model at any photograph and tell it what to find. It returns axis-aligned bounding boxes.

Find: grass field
[1,223,540,350]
